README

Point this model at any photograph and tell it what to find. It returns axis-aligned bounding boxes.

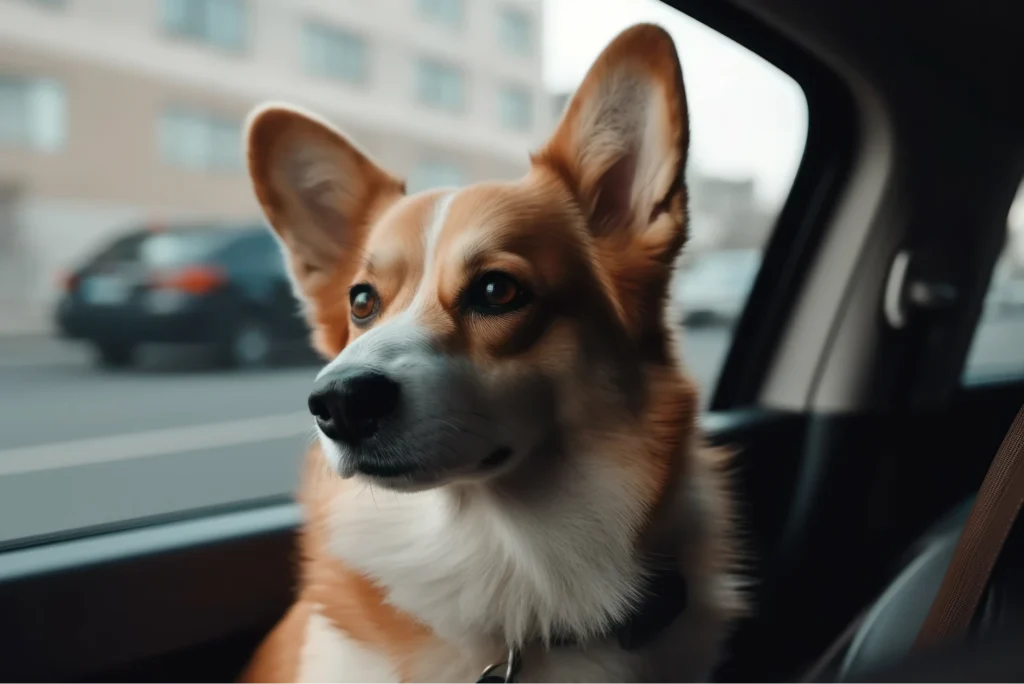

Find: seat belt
[914,403,1024,650]
[801,404,1024,681]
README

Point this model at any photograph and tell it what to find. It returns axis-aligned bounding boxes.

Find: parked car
[674,248,762,326]
[55,222,311,369]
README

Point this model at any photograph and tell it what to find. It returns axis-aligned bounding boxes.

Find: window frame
[657,0,859,411]
[0,1,861,678]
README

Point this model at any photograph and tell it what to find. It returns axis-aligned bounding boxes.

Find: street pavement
[0,326,731,451]
[0,317,1020,544]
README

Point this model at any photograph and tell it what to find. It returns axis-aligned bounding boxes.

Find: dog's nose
[308,369,401,444]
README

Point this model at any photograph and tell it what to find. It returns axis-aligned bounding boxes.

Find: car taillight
[153,265,226,295]
[59,271,79,292]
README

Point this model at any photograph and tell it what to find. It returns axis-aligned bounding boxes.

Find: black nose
[308,369,401,445]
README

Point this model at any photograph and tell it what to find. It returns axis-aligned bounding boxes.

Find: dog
[239,23,745,683]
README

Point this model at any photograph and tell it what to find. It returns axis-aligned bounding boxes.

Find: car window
[140,230,233,267]
[83,228,235,269]
[87,231,150,266]
[963,180,1024,384]
[221,232,285,273]
[0,0,806,546]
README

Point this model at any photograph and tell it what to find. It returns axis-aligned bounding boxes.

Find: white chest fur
[306,453,735,682]
[330,458,649,650]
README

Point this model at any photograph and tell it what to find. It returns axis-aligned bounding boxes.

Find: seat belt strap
[915,403,1024,650]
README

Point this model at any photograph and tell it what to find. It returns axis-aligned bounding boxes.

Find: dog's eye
[465,271,530,315]
[349,284,379,323]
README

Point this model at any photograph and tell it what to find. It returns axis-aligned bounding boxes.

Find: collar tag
[476,647,521,683]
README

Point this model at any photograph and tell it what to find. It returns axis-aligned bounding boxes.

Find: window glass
[304,23,368,84]
[416,59,464,112]
[223,232,283,273]
[88,232,150,266]
[499,7,533,56]
[163,0,246,52]
[140,231,232,267]
[0,0,807,545]
[0,76,66,152]
[159,107,242,172]
[963,180,1024,384]
[417,0,461,27]
[498,84,532,131]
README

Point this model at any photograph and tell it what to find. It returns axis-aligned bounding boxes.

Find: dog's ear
[535,24,689,264]
[245,103,404,355]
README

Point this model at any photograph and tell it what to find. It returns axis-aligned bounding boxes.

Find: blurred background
[0,0,1021,544]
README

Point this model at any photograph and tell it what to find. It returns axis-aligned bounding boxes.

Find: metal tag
[476,648,521,683]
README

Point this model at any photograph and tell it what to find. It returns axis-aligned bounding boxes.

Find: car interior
[1,0,1023,681]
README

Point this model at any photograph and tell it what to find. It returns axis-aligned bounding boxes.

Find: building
[0,0,546,333]
[688,175,773,252]
[550,91,569,120]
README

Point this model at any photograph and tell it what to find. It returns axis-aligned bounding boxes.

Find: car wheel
[95,342,136,369]
[219,318,273,369]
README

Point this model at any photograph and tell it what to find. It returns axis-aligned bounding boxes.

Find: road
[0,318,1020,544]
[0,327,729,449]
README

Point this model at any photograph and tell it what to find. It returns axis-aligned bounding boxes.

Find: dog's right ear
[245,104,404,355]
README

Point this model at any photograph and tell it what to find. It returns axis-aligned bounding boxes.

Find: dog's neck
[324,446,675,653]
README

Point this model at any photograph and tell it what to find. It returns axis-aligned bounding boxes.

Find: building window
[498,7,532,56]
[304,23,368,85]
[551,92,570,119]
[416,59,464,113]
[159,107,242,172]
[162,0,246,52]
[407,161,464,194]
[0,76,67,152]
[498,85,532,131]
[417,0,461,27]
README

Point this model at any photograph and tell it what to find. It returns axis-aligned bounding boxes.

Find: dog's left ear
[536,24,689,263]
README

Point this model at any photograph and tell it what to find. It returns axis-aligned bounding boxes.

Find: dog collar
[475,567,688,683]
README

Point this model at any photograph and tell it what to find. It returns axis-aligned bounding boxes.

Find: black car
[56,222,311,369]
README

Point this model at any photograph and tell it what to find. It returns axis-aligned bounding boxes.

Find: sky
[541,0,808,210]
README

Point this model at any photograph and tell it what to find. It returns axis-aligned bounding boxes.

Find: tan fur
[240,601,312,683]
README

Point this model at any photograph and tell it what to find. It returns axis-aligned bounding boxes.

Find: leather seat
[833,497,1024,680]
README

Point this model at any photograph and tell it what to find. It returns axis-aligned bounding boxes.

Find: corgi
[240,23,744,683]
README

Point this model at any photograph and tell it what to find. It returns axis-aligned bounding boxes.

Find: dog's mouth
[353,457,419,479]
[344,445,516,489]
